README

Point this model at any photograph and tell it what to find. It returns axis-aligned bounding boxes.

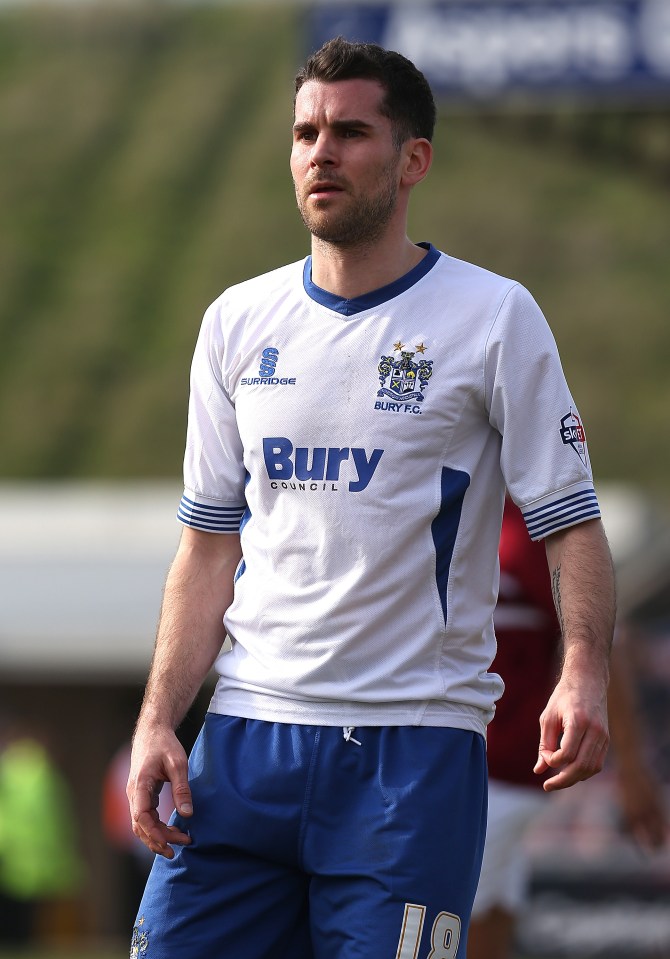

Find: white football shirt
[178,244,600,735]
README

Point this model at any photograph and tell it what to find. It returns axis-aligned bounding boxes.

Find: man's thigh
[304,725,488,959]
[131,715,314,959]
[133,842,312,959]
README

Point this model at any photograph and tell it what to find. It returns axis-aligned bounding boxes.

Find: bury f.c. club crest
[377,341,433,403]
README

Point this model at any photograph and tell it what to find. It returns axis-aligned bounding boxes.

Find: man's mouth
[308,182,344,198]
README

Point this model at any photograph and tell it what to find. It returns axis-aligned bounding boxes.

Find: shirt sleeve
[177,300,247,534]
[485,283,601,540]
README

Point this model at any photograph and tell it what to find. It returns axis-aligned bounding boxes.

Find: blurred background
[0,0,669,956]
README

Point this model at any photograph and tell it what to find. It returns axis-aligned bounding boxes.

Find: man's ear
[401,138,433,187]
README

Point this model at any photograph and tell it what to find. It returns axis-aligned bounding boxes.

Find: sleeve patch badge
[560,410,589,467]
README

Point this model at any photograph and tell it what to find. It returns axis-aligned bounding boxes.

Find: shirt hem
[208,689,490,737]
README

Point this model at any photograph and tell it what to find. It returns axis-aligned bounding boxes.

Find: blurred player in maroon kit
[468,497,667,959]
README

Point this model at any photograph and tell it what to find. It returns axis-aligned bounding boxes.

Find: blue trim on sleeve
[303,242,441,316]
[522,489,601,540]
[177,494,246,533]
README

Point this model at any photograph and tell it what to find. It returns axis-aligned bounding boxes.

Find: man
[127,37,615,959]
[467,498,666,959]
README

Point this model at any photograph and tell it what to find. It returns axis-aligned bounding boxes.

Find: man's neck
[310,236,427,301]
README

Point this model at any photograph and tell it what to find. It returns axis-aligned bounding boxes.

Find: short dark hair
[295,36,436,147]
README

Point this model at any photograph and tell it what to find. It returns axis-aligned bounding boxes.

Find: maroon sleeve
[486,499,561,787]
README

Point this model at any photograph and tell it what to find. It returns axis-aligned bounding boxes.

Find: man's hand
[126,724,193,858]
[534,673,610,791]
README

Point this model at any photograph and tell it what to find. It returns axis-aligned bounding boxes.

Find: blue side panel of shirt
[431,468,471,624]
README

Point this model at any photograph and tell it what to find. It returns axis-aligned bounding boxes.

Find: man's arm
[536,518,616,791]
[127,526,242,857]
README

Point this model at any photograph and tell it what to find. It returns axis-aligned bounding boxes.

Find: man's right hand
[126,725,193,858]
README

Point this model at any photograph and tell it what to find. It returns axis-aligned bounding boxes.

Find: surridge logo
[376,340,433,415]
[258,346,279,377]
[560,409,589,467]
[241,346,296,386]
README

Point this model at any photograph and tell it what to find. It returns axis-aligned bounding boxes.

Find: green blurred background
[1,1,669,492]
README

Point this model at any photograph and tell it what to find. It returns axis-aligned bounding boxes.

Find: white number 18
[395,903,461,959]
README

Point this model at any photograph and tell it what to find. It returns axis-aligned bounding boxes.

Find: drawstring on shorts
[342,726,362,746]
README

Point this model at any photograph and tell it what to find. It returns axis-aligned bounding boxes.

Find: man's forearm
[534,518,615,789]
[136,528,242,734]
[545,518,616,685]
[128,528,241,857]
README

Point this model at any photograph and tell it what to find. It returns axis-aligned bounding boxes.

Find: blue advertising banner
[307,1,670,101]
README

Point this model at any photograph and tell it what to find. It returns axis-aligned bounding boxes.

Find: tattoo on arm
[551,564,565,635]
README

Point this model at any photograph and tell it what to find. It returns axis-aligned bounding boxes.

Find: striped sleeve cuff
[177,492,246,533]
[522,485,601,540]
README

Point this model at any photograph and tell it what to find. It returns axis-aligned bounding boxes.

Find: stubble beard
[296,163,400,250]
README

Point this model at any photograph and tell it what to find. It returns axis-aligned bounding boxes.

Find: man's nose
[310,132,338,167]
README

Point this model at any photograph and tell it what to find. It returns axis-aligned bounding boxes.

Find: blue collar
[303,242,441,317]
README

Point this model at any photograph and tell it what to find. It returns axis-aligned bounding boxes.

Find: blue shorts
[132,715,487,959]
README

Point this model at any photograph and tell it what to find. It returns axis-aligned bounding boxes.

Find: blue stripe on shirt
[523,488,600,540]
[177,494,245,533]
